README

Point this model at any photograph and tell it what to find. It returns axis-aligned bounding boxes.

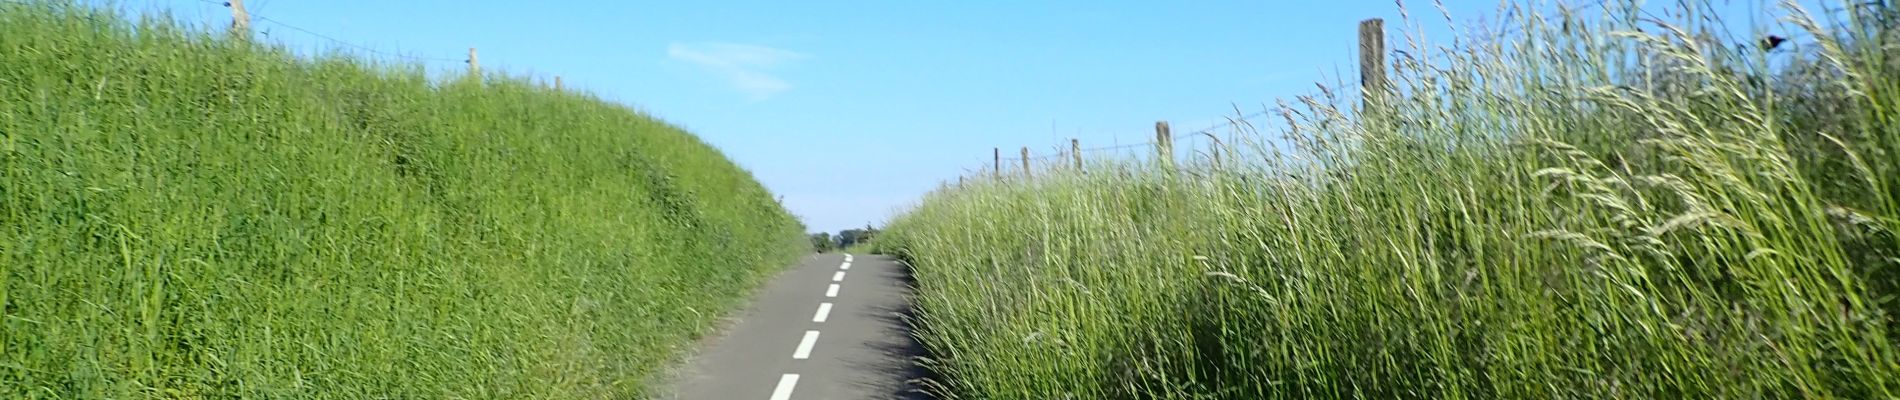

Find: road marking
[832,271,846,282]
[813,302,833,322]
[840,261,851,270]
[826,284,840,297]
[769,374,799,400]
[793,330,820,359]
[845,254,853,262]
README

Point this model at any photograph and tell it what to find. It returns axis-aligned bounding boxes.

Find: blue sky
[106,0,1796,234]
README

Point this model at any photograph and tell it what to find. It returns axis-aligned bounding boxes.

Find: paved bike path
[664,253,929,400]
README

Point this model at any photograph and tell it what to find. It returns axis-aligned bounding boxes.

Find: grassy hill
[878,2,1900,399]
[0,2,803,398]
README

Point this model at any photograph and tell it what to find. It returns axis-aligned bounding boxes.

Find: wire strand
[1420,1,1607,65]
[1172,108,1277,140]
[252,15,463,63]
[1081,142,1156,153]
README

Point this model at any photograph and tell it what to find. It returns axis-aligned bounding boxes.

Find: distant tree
[810,232,835,252]
[835,224,881,249]
[837,230,858,248]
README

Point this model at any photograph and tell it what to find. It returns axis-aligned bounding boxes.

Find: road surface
[664,253,931,400]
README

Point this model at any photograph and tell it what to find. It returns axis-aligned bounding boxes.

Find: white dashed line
[813,302,833,323]
[793,330,820,359]
[769,374,799,400]
[768,259,851,398]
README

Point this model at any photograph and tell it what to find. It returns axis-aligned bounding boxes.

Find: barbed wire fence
[976,74,1348,180]
[0,0,477,67]
[108,0,579,88]
[200,0,471,65]
[968,1,1617,184]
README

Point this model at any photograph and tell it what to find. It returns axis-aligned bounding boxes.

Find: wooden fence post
[1071,138,1082,169]
[993,147,1001,179]
[228,0,250,34]
[468,47,481,76]
[1359,18,1386,112]
[1020,147,1031,177]
[1155,121,1173,170]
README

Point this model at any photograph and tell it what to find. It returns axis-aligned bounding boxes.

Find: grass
[844,242,878,254]
[0,2,803,398]
[877,1,1900,398]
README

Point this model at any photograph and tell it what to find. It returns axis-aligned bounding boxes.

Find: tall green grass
[879,1,1900,398]
[0,2,803,398]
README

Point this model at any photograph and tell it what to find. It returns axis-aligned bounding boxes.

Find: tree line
[809,225,879,252]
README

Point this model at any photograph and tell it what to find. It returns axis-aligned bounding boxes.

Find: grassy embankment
[0,2,803,398]
[878,1,1900,398]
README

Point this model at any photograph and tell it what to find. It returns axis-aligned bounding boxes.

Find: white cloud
[667,42,807,100]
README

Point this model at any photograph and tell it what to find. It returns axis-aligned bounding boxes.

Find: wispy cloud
[667,42,807,100]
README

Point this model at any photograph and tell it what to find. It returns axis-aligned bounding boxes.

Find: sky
[101,0,1799,234]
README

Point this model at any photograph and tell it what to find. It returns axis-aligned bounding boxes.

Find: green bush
[0,2,803,398]
[881,1,1899,398]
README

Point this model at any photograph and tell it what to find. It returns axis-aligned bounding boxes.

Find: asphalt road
[664,253,930,400]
